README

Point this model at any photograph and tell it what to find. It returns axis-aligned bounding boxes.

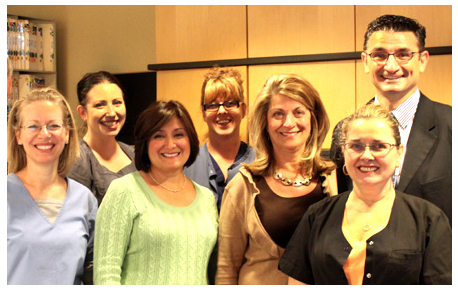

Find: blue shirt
[7,174,98,285]
[184,142,256,210]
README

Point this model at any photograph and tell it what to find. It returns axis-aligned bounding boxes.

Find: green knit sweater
[94,171,218,285]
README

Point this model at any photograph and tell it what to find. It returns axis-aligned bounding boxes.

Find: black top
[279,191,452,285]
[330,94,452,227]
[254,175,325,248]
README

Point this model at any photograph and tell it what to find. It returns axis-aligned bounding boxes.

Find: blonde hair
[7,87,79,176]
[341,103,401,146]
[246,73,332,178]
[201,66,245,107]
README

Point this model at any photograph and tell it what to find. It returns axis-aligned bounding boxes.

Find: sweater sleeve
[215,177,249,285]
[94,177,138,285]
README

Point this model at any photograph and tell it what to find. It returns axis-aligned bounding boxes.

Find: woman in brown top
[215,73,337,285]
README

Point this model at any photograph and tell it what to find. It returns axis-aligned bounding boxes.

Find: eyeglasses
[366,51,419,65]
[20,123,64,134]
[203,101,240,112]
[344,142,397,157]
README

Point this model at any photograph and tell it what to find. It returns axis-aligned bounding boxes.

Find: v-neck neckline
[13,173,69,225]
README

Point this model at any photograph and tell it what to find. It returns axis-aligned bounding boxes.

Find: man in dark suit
[330,14,452,226]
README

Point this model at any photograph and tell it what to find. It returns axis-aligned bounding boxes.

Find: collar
[374,90,420,129]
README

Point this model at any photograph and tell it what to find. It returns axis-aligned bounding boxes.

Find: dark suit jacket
[330,93,452,226]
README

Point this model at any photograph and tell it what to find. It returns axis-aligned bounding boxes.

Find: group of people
[7,14,451,285]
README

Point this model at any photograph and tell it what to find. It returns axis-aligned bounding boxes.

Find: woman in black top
[279,104,451,285]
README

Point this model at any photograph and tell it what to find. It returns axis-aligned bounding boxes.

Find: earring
[394,166,400,177]
[342,165,349,176]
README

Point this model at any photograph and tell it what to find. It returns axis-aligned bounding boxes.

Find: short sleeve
[421,208,452,284]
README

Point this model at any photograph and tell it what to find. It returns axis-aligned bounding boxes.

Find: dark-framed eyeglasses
[20,123,64,134]
[203,101,241,112]
[366,51,419,65]
[344,142,397,157]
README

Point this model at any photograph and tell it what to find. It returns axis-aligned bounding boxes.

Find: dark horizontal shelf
[148,46,451,71]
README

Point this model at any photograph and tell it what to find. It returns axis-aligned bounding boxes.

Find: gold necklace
[348,191,395,232]
[149,171,187,193]
[344,207,372,233]
[362,215,372,232]
[274,171,311,187]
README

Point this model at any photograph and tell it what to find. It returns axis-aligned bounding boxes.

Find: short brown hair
[246,73,332,178]
[134,100,199,172]
[363,14,426,52]
[7,87,79,176]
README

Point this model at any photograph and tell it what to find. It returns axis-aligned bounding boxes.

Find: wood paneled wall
[154,5,452,148]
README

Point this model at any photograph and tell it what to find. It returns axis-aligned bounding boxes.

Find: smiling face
[16,100,69,168]
[78,82,126,139]
[362,30,429,103]
[147,116,191,174]
[343,117,403,189]
[203,95,246,139]
[267,94,311,156]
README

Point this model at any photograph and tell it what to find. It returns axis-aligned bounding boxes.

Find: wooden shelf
[148,46,452,71]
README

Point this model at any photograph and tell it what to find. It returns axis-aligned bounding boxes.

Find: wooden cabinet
[152,5,452,149]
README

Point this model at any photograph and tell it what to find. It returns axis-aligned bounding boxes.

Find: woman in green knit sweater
[94,100,218,285]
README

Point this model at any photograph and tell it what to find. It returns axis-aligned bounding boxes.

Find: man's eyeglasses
[344,142,397,157]
[203,101,240,112]
[366,51,419,65]
[20,123,64,134]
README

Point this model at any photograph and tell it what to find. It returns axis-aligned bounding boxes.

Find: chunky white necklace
[149,171,187,193]
[274,171,311,187]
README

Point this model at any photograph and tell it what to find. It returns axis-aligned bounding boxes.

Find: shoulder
[109,171,141,188]
[307,191,348,218]
[244,143,257,162]
[193,181,213,197]
[67,177,92,193]
[99,172,142,210]
[395,191,450,223]
[193,181,216,203]
[226,166,254,191]
[72,140,93,167]
[7,173,19,185]
[222,167,256,203]
[66,178,98,207]
[101,171,142,201]
[395,191,445,212]
[7,174,23,197]
[419,94,452,119]
[184,143,211,173]
[77,139,92,155]
[118,141,135,156]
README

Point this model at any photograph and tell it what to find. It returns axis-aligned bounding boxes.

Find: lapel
[397,94,437,191]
